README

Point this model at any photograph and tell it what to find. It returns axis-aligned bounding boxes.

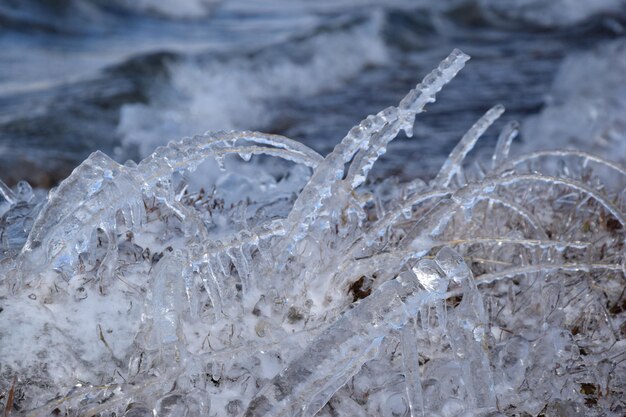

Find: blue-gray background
[1,0,625,187]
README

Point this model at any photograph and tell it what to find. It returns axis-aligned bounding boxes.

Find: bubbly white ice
[0,50,625,417]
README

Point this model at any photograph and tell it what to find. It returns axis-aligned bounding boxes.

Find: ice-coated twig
[22,151,131,252]
[439,237,589,250]
[491,120,519,170]
[344,112,400,189]
[484,195,549,239]
[16,130,307,285]
[473,262,625,287]
[138,131,322,185]
[348,189,452,252]
[244,259,449,417]
[352,190,544,258]
[211,145,322,168]
[492,174,626,228]
[433,104,505,188]
[279,50,470,256]
[0,178,16,205]
[496,149,626,178]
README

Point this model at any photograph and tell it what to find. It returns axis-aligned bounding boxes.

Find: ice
[1,49,625,417]
[433,104,504,188]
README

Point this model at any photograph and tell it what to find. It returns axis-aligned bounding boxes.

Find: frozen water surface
[1,50,625,416]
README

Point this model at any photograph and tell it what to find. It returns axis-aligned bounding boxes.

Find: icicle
[182,265,200,321]
[197,260,224,317]
[491,120,519,170]
[149,250,188,347]
[401,318,425,417]
[228,247,250,296]
[433,104,505,188]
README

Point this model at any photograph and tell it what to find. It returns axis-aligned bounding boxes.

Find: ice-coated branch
[433,104,505,188]
[484,195,549,239]
[0,178,16,205]
[138,131,322,186]
[491,120,519,170]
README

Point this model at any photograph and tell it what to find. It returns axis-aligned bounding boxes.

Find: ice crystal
[1,50,625,417]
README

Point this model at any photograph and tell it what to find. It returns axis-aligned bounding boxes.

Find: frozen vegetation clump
[1,50,625,417]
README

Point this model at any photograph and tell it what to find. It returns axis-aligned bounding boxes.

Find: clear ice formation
[1,50,625,417]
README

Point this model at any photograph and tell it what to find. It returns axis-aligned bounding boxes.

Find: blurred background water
[1,0,625,187]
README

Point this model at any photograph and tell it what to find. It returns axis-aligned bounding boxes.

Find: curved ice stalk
[433,104,505,188]
[16,130,303,284]
[0,179,16,205]
[473,262,625,287]
[493,174,626,228]
[350,186,549,257]
[244,259,448,417]
[344,112,399,189]
[485,196,549,240]
[138,131,322,186]
[348,189,452,253]
[496,150,626,178]
[23,152,129,252]
[279,50,470,257]
[440,237,589,250]
[212,145,322,168]
[491,120,519,170]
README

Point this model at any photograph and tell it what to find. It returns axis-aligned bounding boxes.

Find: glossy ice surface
[0,50,625,417]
